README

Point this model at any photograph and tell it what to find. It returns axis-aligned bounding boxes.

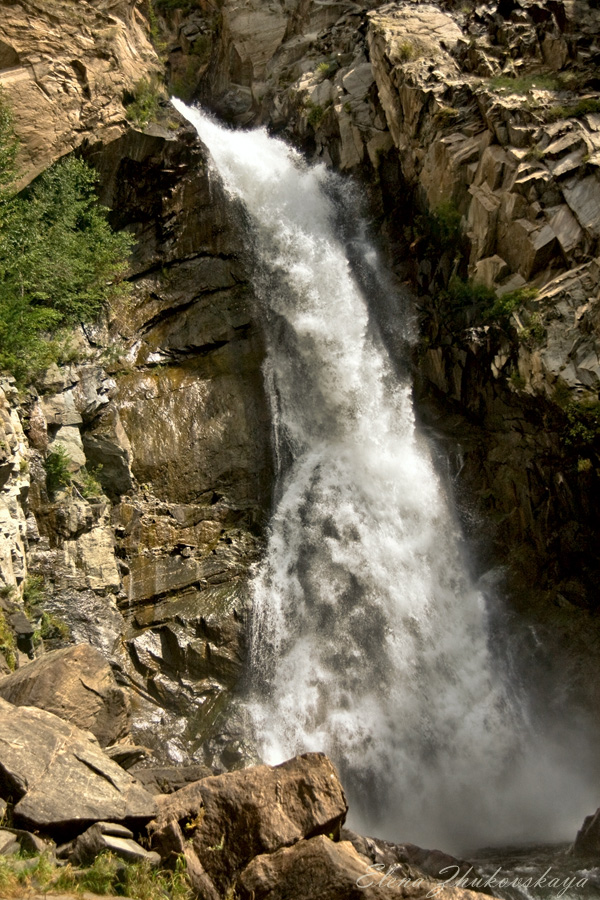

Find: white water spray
[174,99,593,852]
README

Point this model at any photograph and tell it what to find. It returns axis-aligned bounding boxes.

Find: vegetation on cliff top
[0,90,133,383]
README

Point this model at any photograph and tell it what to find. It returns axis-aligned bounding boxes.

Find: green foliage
[415,200,462,255]
[146,3,167,55]
[171,58,200,102]
[0,850,193,899]
[76,464,104,499]
[23,574,45,613]
[488,73,559,94]
[316,60,338,79]
[441,276,495,312]
[154,0,203,11]
[519,312,545,347]
[0,93,133,383]
[563,400,600,452]
[510,371,526,390]
[0,87,18,190]
[545,97,600,122]
[485,286,538,321]
[0,610,16,671]
[435,106,460,124]
[398,40,416,61]
[306,101,326,129]
[44,444,72,494]
[125,77,162,127]
[38,611,70,642]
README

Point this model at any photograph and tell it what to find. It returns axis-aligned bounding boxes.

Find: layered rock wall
[158,0,600,621]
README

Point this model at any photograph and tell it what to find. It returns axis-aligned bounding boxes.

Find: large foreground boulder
[0,698,156,833]
[237,834,486,900]
[149,753,347,895]
[0,644,130,747]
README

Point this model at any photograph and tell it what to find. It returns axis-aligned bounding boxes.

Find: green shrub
[0,87,18,190]
[316,60,337,79]
[0,610,16,670]
[415,200,462,255]
[442,275,496,311]
[125,77,162,127]
[76,464,103,499]
[488,73,559,94]
[518,311,545,347]
[563,400,600,452]
[38,612,70,642]
[23,574,45,613]
[0,93,133,383]
[399,41,416,61]
[306,101,326,129]
[485,286,538,321]
[44,444,72,494]
[545,97,600,122]
[154,0,202,11]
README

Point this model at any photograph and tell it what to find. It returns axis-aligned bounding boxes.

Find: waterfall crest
[173,99,593,851]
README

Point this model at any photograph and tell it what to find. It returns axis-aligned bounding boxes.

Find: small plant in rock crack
[44,444,72,494]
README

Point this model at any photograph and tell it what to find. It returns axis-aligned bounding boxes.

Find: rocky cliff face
[156,0,600,632]
[0,0,161,183]
[0,0,273,764]
[1,0,600,779]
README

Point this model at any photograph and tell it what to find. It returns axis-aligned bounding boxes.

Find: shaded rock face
[0,643,130,747]
[572,806,600,856]
[0,381,30,602]
[0,697,156,834]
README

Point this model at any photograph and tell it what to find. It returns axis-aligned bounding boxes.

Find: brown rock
[149,753,347,895]
[0,0,160,183]
[132,764,212,795]
[0,698,156,833]
[237,834,487,900]
[0,644,130,747]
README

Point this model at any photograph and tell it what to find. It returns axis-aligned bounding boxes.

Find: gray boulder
[70,822,160,866]
[0,698,156,833]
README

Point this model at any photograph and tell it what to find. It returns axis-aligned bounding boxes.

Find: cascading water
[174,99,594,853]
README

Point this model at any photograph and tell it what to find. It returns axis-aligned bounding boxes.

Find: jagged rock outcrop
[0,0,161,183]
[572,805,600,855]
[68,821,160,866]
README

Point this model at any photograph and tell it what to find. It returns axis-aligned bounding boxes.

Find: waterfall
[173,99,593,853]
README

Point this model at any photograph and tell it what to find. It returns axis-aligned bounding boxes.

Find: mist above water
[174,98,596,853]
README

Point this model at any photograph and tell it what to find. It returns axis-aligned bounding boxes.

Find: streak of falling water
[174,99,594,853]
